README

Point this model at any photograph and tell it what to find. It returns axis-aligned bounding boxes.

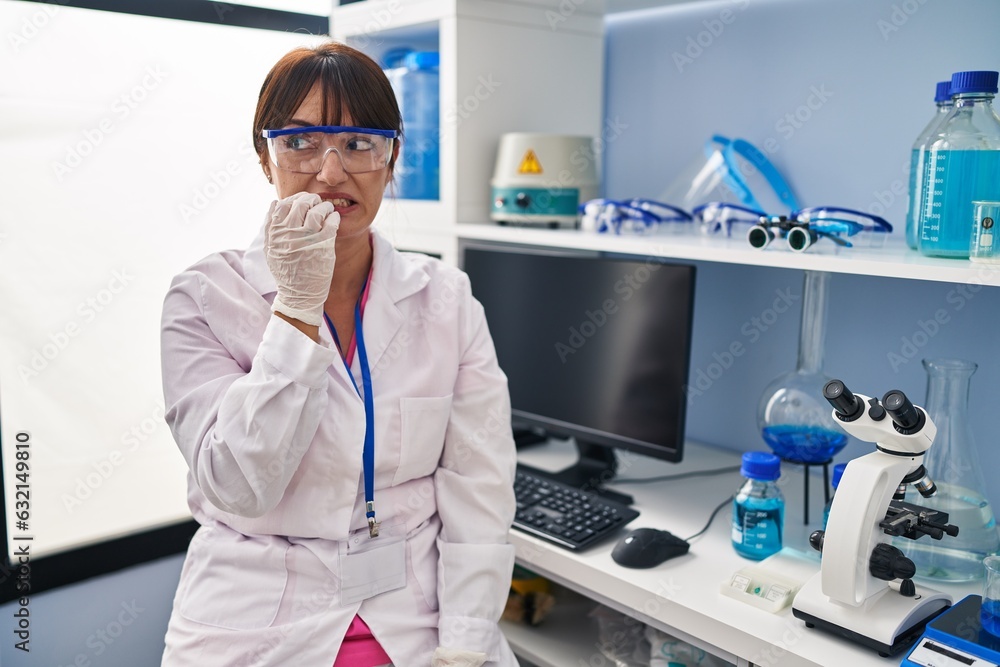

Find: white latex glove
[431,647,487,667]
[264,192,340,326]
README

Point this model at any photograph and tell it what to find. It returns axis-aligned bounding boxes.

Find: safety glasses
[580,198,693,234]
[262,125,398,174]
[694,203,892,252]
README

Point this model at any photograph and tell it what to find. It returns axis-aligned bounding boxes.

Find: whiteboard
[0,1,325,560]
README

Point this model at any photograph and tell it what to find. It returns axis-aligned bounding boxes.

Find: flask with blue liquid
[392,51,440,200]
[732,452,784,560]
[905,81,953,250]
[919,70,1000,258]
[822,462,848,531]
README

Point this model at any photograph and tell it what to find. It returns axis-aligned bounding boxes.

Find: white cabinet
[332,0,605,262]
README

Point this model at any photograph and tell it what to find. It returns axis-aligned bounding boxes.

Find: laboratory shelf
[454,222,1000,287]
[500,587,603,667]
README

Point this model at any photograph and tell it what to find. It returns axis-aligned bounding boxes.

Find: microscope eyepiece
[882,390,926,434]
[823,379,863,422]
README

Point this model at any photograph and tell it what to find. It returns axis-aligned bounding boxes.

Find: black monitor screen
[462,243,696,481]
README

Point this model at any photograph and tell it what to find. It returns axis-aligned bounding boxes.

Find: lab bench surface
[502,438,981,667]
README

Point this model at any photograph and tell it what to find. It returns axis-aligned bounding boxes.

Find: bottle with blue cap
[918,70,1000,258]
[822,462,848,531]
[731,452,784,560]
[905,81,953,250]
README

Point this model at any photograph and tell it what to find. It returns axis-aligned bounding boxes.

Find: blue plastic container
[392,51,440,200]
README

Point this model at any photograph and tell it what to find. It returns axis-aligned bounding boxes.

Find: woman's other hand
[265,191,340,327]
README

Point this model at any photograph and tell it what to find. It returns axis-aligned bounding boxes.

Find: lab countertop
[506,438,982,667]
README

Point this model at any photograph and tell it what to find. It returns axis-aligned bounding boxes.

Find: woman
[159,42,518,667]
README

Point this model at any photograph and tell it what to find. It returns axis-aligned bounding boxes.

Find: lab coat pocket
[178,531,289,630]
[393,394,453,485]
[408,516,441,612]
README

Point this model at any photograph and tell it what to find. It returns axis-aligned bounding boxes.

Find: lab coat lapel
[361,230,430,374]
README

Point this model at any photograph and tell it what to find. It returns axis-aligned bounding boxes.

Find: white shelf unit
[454,223,1000,287]
[331,0,605,261]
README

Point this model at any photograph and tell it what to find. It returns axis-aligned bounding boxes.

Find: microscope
[791,379,960,657]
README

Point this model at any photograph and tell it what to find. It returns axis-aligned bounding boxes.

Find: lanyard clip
[366,501,379,538]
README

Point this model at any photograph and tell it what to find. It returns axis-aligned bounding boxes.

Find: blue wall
[604,0,1000,510]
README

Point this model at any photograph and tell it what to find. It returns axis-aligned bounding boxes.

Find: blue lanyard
[323,278,379,538]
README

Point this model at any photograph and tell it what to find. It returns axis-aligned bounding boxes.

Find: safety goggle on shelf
[693,203,893,252]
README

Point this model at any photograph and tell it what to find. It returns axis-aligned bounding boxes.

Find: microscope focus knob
[809,530,825,553]
[869,543,916,581]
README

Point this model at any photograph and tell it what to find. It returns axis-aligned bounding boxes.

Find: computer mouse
[611,528,690,569]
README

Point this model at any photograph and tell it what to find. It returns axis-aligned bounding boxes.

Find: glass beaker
[758,271,847,464]
[984,556,1000,637]
[901,359,1000,582]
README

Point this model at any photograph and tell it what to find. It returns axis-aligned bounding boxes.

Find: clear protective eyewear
[694,203,892,252]
[580,198,693,235]
[262,125,398,174]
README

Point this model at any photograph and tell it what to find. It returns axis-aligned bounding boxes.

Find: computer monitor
[461,242,696,502]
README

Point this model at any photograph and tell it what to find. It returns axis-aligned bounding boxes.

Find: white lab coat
[159,226,519,666]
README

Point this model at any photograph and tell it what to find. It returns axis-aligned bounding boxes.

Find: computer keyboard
[512,465,640,551]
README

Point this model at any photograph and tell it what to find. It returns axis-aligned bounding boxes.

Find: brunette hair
[252,42,402,175]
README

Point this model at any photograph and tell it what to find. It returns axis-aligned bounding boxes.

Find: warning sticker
[517,149,543,174]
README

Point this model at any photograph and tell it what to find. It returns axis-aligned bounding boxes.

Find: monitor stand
[524,439,635,506]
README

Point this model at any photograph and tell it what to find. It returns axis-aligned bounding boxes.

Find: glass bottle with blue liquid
[732,452,784,560]
[905,80,953,250]
[822,462,848,531]
[919,70,1000,258]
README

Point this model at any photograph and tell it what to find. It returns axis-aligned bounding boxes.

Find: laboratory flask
[392,51,440,200]
[905,81,953,250]
[918,71,1000,258]
[758,271,847,465]
[732,452,784,560]
[900,359,1000,582]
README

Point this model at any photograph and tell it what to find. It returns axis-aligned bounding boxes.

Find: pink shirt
[334,615,391,667]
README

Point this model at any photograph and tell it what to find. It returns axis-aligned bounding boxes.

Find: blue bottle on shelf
[905,81,953,250]
[919,70,1000,258]
[732,452,784,561]
[821,462,848,531]
[393,51,440,200]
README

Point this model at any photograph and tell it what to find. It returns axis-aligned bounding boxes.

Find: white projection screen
[0,1,325,562]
